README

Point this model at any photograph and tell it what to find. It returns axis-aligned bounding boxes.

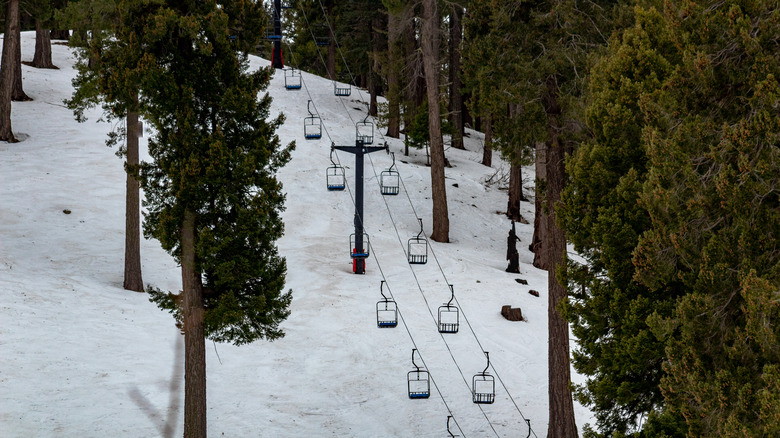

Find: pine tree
[559,6,688,435]
[112,1,292,435]
[634,1,780,434]
[0,0,21,142]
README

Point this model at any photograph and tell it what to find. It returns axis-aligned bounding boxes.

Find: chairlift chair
[407,218,428,264]
[438,285,460,334]
[380,151,400,195]
[472,352,496,404]
[356,114,374,145]
[407,349,430,399]
[284,68,302,90]
[314,23,330,46]
[349,233,370,258]
[304,100,322,140]
[326,148,345,191]
[376,280,398,328]
[334,81,351,97]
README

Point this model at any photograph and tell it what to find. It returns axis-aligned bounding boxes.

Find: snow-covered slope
[0,33,592,437]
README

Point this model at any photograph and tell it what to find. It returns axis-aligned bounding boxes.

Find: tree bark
[32,20,56,69]
[124,95,144,292]
[10,2,30,102]
[481,115,492,167]
[507,163,523,221]
[421,0,448,243]
[544,77,577,438]
[369,15,383,118]
[385,9,401,138]
[181,209,207,438]
[0,0,19,142]
[531,141,547,269]
[448,5,464,150]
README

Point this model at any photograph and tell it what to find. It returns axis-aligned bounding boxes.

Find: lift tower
[271,0,284,69]
[332,140,388,274]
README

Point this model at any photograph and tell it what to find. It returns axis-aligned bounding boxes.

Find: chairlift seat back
[407,237,428,264]
[407,370,431,399]
[334,82,351,96]
[285,69,302,90]
[380,170,400,195]
[356,121,374,145]
[438,304,460,334]
[304,116,322,139]
[326,166,345,191]
[350,233,370,258]
[376,300,398,328]
[472,374,495,404]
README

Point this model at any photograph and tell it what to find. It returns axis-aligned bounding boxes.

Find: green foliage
[634,1,780,434]
[559,6,689,436]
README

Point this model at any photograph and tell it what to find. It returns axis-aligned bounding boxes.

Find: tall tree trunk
[507,163,523,221]
[0,0,19,142]
[481,114,492,167]
[531,141,547,269]
[544,77,577,438]
[369,15,383,118]
[421,0,448,243]
[385,9,401,138]
[448,5,464,150]
[326,0,335,80]
[32,20,56,69]
[181,209,206,438]
[124,95,144,292]
[11,6,30,102]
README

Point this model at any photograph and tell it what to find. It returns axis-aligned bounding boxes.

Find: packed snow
[0,32,593,437]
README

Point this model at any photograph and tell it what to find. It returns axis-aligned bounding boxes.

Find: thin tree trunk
[124,95,144,292]
[11,7,30,102]
[369,15,382,118]
[481,115,492,167]
[181,209,206,438]
[421,0,448,243]
[32,20,56,69]
[531,141,547,269]
[544,77,577,438]
[0,0,19,142]
[448,5,464,150]
[385,9,401,138]
[326,0,335,80]
[507,163,523,221]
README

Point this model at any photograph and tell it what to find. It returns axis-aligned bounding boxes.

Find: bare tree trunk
[531,141,547,269]
[32,20,56,69]
[448,5,464,150]
[369,15,382,118]
[326,0,335,80]
[421,0,448,243]
[507,163,523,221]
[385,9,401,138]
[481,115,492,167]
[11,6,30,102]
[544,77,577,438]
[0,0,19,142]
[181,209,206,438]
[124,95,144,292]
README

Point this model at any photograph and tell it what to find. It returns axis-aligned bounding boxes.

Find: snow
[1,32,593,437]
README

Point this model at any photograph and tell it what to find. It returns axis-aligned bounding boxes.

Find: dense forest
[1,0,778,437]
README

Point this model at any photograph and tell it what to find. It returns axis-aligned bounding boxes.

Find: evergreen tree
[559,6,687,436]
[0,0,21,142]
[634,0,780,434]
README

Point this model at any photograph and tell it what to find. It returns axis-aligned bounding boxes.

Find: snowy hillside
[0,33,592,437]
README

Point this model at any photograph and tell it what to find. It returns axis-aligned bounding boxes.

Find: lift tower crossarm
[332,140,388,274]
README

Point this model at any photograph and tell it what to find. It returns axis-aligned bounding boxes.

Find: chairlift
[334,81,351,97]
[284,68,302,90]
[314,23,330,46]
[349,232,370,258]
[407,349,430,399]
[407,218,428,264]
[304,100,322,140]
[438,285,459,334]
[446,416,460,437]
[376,280,398,328]
[472,351,495,404]
[380,151,400,195]
[356,113,374,145]
[326,148,345,191]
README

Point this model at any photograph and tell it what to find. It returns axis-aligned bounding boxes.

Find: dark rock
[515,278,528,285]
[529,290,540,297]
[501,305,524,321]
